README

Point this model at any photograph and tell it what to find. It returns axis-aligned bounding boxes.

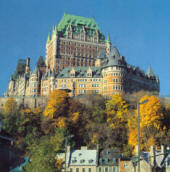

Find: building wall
[0,96,47,112]
[46,32,107,73]
[67,166,97,172]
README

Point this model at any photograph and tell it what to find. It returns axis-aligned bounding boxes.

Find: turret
[146,65,156,78]
[25,58,30,74]
[47,33,51,44]
[106,33,111,54]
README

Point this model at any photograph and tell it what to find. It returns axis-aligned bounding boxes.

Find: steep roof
[103,46,126,68]
[66,149,97,166]
[57,66,102,78]
[57,13,100,32]
[56,13,105,41]
[146,65,156,77]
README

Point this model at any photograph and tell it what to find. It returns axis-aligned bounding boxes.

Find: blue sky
[0,0,169,96]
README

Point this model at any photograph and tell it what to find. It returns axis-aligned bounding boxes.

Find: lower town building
[56,146,120,172]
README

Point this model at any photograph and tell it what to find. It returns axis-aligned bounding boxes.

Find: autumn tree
[106,94,129,129]
[44,89,69,119]
[42,90,69,133]
[128,95,164,153]
[85,94,130,151]
[4,97,17,114]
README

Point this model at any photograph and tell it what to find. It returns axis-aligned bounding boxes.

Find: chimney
[81,146,87,150]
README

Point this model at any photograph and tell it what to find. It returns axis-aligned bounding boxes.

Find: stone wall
[0,96,48,112]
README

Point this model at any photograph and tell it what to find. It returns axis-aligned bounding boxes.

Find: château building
[5,13,160,99]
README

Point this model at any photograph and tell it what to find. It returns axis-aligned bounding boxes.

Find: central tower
[46,13,111,73]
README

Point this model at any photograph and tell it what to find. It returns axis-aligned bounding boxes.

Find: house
[56,146,120,172]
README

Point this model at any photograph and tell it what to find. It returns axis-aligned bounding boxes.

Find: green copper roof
[47,33,51,43]
[57,13,99,31]
[106,33,111,43]
[56,13,105,41]
[52,25,57,35]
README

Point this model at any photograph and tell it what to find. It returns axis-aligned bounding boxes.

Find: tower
[106,33,111,55]
[25,58,30,74]
[45,13,107,73]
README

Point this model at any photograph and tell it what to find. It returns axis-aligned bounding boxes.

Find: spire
[110,46,120,59]
[52,26,57,35]
[47,33,51,43]
[146,65,155,77]
[106,33,111,43]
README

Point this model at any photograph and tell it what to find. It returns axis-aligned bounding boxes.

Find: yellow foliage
[72,112,80,123]
[91,133,98,144]
[140,95,163,130]
[44,89,68,118]
[57,117,66,128]
[106,94,129,129]
[33,107,41,115]
[56,159,63,170]
[165,103,170,111]
[128,128,137,154]
[128,95,164,152]
[20,108,32,115]
[4,97,17,114]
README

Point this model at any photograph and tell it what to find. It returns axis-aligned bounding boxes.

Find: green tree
[24,129,65,172]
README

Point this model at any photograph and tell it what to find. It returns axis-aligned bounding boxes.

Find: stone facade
[5,13,159,100]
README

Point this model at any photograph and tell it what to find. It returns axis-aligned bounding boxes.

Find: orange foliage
[128,95,164,152]
[106,94,129,129]
[44,89,68,118]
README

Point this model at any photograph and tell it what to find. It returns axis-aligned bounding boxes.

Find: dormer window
[70,68,75,77]
[72,160,77,163]
[88,159,93,163]
[87,67,92,77]
[80,159,85,163]
[70,73,75,77]
[87,73,92,77]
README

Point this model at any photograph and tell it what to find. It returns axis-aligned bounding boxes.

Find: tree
[25,129,65,172]
[128,95,164,152]
[44,89,69,119]
[4,97,17,114]
[106,94,129,129]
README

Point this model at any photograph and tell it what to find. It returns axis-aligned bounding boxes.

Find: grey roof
[67,149,97,166]
[99,149,119,166]
[103,46,126,68]
[97,49,106,59]
[110,46,120,59]
[57,66,102,78]
[146,66,156,77]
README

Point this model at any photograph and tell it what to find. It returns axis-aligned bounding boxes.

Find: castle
[5,13,160,99]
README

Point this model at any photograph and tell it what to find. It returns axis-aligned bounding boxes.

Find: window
[70,168,73,172]
[99,167,102,172]
[105,167,108,172]
[113,167,116,172]
[88,168,91,172]
[82,168,85,172]
[62,84,66,88]
[76,168,79,172]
